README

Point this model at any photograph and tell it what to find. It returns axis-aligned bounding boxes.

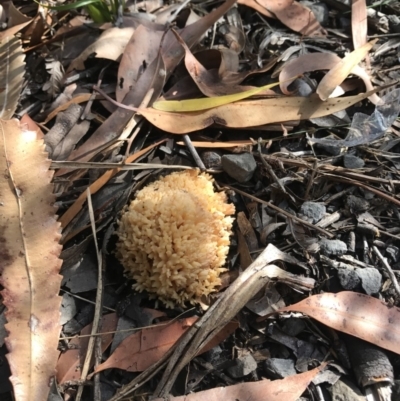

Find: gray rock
[338,269,360,290]
[315,143,342,156]
[264,358,296,378]
[356,267,382,295]
[201,151,222,169]
[388,15,400,33]
[300,201,326,223]
[386,245,400,262]
[319,238,347,256]
[221,153,257,183]
[344,154,365,169]
[330,378,366,401]
[227,354,258,378]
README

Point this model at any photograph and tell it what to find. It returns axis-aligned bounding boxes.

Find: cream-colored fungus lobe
[116,169,235,307]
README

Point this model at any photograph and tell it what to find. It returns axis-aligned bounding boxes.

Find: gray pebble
[338,269,360,290]
[356,267,382,295]
[300,201,326,223]
[227,354,258,378]
[319,238,347,256]
[343,154,365,169]
[264,358,296,379]
[221,153,257,183]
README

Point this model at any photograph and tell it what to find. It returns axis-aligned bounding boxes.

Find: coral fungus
[116,169,235,307]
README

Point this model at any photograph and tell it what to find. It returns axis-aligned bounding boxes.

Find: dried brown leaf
[281,292,400,355]
[67,27,135,72]
[56,313,118,384]
[93,317,238,374]
[139,89,382,134]
[116,24,163,103]
[316,40,376,101]
[279,52,381,104]
[0,36,25,119]
[352,0,368,50]
[62,0,237,165]
[173,30,258,97]
[153,363,326,401]
[0,119,62,401]
[238,0,326,36]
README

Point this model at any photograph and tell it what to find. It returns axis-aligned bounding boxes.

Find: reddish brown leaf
[0,119,62,401]
[238,0,326,36]
[93,317,238,373]
[56,313,118,384]
[281,292,400,355]
[153,363,326,401]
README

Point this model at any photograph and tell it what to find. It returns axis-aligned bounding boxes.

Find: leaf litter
[1,1,400,401]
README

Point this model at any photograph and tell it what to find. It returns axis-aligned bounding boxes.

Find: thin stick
[373,246,400,298]
[75,189,104,401]
[226,185,335,239]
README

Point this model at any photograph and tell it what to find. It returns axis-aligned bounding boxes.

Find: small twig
[75,189,104,401]
[183,135,206,170]
[50,161,192,170]
[226,185,335,239]
[373,246,400,298]
[304,159,318,201]
[257,139,288,196]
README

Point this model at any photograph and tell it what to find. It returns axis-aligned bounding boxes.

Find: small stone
[319,238,347,256]
[315,143,342,156]
[221,153,257,183]
[227,354,258,378]
[356,267,382,295]
[386,245,400,262]
[330,378,366,401]
[343,154,365,169]
[338,269,360,290]
[346,195,370,214]
[388,15,400,33]
[201,151,222,169]
[300,201,326,223]
[264,358,296,379]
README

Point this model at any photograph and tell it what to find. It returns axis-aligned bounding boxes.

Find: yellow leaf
[152,80,285,112]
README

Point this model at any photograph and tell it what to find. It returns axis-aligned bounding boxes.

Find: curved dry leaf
[316,40,376,101]
[140,88,382,134]
[281,292,400,355]
[0,119,62,401]
[67,27,135,72]
[172,30,252,98]
[154,364,326,401]
[0,36,25,119]
[279,53,380,105]
[238,0,326,36]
